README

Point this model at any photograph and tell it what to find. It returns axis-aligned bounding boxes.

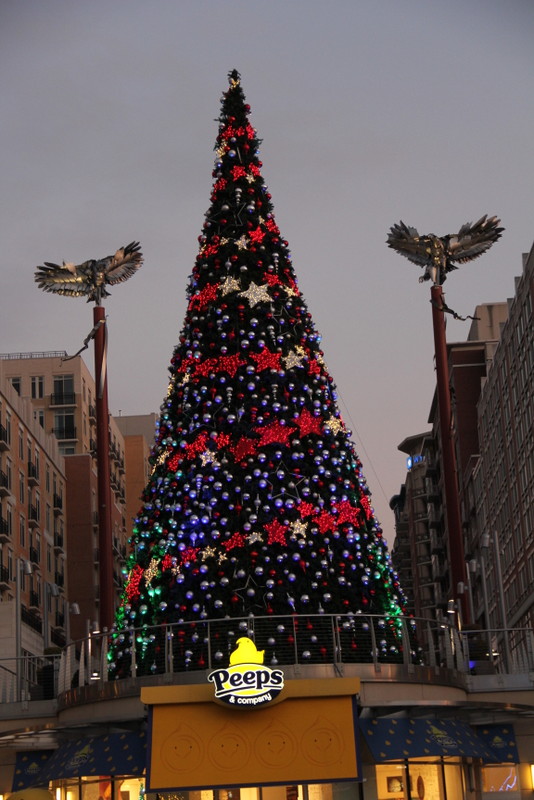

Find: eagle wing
[101,241,143,285]
[34,262,94,297]
[35,241,143,299]
[446,215,503,265]
[386,221,434,268]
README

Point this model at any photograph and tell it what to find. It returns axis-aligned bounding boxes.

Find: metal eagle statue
[35,241,143,304]
[387,215,503,286]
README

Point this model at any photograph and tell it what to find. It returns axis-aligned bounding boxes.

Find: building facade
[0,374,67,672]
[0,352,129,640]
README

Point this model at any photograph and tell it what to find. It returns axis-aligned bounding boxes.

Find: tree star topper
[387,215,503,286]
[35,241,143,304]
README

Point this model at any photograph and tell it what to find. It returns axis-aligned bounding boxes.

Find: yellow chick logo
[229,637,265,665]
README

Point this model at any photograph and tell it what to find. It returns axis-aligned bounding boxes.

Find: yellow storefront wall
[142,678,360,790]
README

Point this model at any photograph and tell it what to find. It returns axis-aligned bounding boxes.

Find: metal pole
[479,537,493,663]
[493,529,512,671]
[93,304,115,631]
[43,584,50,651]
[15,560,22,702]
[430,284,469,623]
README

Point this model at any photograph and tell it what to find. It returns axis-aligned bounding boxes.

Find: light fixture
[447,600,455,614]
[530,763,534,789]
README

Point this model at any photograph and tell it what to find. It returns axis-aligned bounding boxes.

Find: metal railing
[1,616,534,705]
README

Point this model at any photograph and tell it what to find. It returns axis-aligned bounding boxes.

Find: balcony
[27,461,39,487]
[0,469,11,498]
[50,393,76,406]
[29,590,40,610]
[54,611,65,630]
[53,493,63,514]
[0,424,10,451]
[28,505,39,528]
[89,404,96,421]
[0,515,12,543]
[21,605,42,634]
[53,531,64,553]
[54,571,65,588]
[53,426,77,441]
[0,563,10,590]
[29,546,40,567]
[430,529,444,554]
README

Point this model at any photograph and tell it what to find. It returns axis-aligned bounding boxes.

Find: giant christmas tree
[109,71,411,678]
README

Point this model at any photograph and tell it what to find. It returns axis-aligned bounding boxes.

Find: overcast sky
[1,0,533,542]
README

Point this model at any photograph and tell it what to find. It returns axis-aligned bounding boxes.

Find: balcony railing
[0,515,11,543]
[27,462,39,485]
[0,562,10,589]
[1,617,534,704]
[0,424,10,450]
[50,393,76,406]
[53,426,77,440]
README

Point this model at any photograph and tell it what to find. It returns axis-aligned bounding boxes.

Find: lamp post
[43,582,60,651]
[15,558,32,701]
[430,284,469,623]
[34,242,143,631]
[387,215,503,626]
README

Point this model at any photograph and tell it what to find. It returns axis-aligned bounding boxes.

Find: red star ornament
[185,432,209,460]
[295,407,324,437]
[222,532,247,551]
[265,520,288,545]
[188,282,220,312]
[231,436,258,461]
[298,501,315,518]
[251,348,282,372]
[254,420,295,447]
[337,500,362,525]
[314,510,336,534]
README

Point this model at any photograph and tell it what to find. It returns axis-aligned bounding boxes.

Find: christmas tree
[108,70,411,678]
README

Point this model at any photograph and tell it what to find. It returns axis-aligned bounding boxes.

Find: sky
[1,0,533,545]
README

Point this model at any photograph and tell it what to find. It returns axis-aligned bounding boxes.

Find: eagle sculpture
[35,241,143,304]
[387,215,503,285]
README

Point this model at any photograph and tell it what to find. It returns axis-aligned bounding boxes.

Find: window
[19,472,24,503]
[34,409,45,429]
[9,377,21,395]
[53,409,76,440]
[18,427,24,460]
[31,376,44,399]
[52,374,75,404]
[19,515,26,547]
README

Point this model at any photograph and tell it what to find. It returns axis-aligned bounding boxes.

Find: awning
[12,752,55,791]
[475,724,519,763]
[360,718,495,761]
[17,732,146,787]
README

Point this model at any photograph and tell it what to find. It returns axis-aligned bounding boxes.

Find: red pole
[430,285,470,624]
[93,304,115,630]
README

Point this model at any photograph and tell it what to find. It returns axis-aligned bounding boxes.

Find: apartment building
[0,352,128,640]
[0,375,67,666]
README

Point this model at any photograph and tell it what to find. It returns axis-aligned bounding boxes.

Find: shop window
[481,764,519,794]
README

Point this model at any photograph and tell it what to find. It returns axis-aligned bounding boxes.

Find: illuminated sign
[207,636,284,707]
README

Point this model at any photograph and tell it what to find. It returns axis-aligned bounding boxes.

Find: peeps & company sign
[207,636,284,707]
